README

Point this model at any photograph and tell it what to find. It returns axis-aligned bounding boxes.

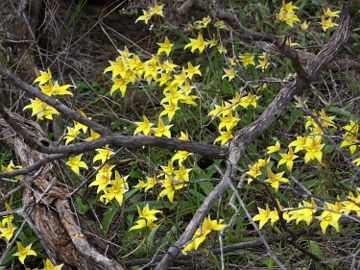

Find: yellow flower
[353,157,360,166]
[184,33,208,54]
[317,201,342,234]
[89,167,113,193]
[93,146,114,164]
[34,68,52,85]
[43,258,64,270]
[323,7,340,18]
[239,52,255,67]
[159,176,176,203]
[221,68,236,81]
[23,98,59,121]
[288,136,307,153]
[288,198,317,225]
[276,1,300,27]
[214,130,233,145]
[0,222,16,241]
[320,16,338,32]
[66,154,88,175]
[182,216,225,254]
[100,171,129,206]
[144,176,158,192]
[252,204,279,229]
[74,121,88,133]
[184,62,202,79]
[278,147,298,171]
[135,10,152,24]
[218,111,239,131]
[217,45,227,54]
[172,150,192,165]
[13,242,37,264]
[134,115,154,136]
[256,52,270,71]
[63,126,80,145]
[340,120,359,154]
[266,141,281,154]
[86,129,101,142]
[342,190,360,216]
[129,204,161,231]
[159,101,179,122]
[157,36,174,56]
[304,136,324,163]
[265,169,289,191]
[301,20,310,31]
[134,180,147,190]
[110,76,129,96]
[51,81,73,96]
[239,93,260,108]
[149,4,164,17]
[153,118,173,138]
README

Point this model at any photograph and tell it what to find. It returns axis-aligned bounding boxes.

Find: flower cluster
[135,3,164,24]
[182,216,226,254]
[253,190,360,234]
[208,92,260,145]
[24,68,73,120]
[129,204,162,231]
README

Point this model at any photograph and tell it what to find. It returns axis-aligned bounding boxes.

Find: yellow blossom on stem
[214,130,233,145]
[320,16,338,32]
[159,101,179,122]
[43,258,64,270]
[100,171,129,206]
[265,169,289,191]
[304,136,324,163]
[256,52,270,71]
[239,52,255,67]
[182,216,225,254]
[66,154,89,175]
[86,129,101,142]
[288,198,317,225]
[184,33,207,54]
[317,201,343,234]
[239,93,260,108]
[34,68,52,85]
[342,190,360,216]
[278,147,298,171]
[221,68,236,81]
[252,204,279,229]
[159,176,176,203]
[323,7,340,18]
[93,146,114,164]
[301,20,310,31]
[134,180,147,190]
[63,126,80,145]
[0,222,16,241]
[288,136,307,153]
[276,1,300,27]
[13,242,37,264]
[340,120,359,154]
[153,118,173,138]
[23,98,59,121]
[157,36,174,56]
[134,115,154,136]
[184,62,202,79]
[267,141,281,154]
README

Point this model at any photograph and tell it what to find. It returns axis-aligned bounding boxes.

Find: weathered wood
[0,113,126,269]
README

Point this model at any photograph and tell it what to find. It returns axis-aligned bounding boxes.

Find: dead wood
[0,112,126,270]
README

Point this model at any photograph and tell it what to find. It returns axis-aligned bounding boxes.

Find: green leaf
[308,240,324,259]
[101,204,119,234]
[75,196,89,214]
